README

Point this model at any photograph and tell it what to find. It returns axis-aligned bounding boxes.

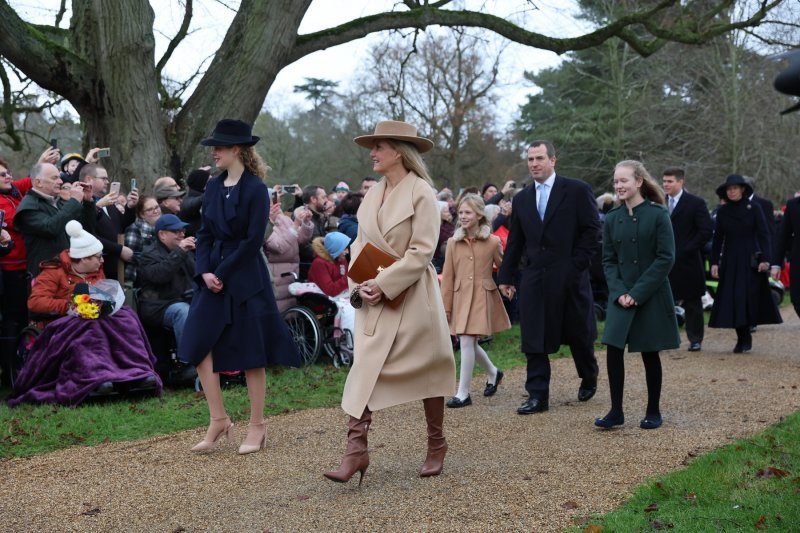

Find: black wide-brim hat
[200,119,260,147]
[715,174,753,199]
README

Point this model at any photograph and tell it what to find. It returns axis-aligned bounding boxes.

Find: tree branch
[0,0,90,103]
[289,0,782,62]
[55,0,67,28]
[156,0,193,75]
[0,60,23,150]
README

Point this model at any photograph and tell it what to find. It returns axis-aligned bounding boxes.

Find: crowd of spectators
[0,144,796,405]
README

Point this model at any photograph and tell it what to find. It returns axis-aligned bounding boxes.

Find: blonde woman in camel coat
[324,120,455,485]
[440,194,510,408]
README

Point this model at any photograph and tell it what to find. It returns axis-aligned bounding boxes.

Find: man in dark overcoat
[498,140,600,414]
[662,168,713,351]
[772,195,800,318]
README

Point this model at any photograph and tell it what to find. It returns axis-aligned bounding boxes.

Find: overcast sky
[11,0,589,127]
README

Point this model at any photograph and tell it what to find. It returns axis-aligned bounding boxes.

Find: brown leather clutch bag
[348,242,406,309]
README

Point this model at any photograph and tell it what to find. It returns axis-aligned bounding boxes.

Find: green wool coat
[601,200,681,352]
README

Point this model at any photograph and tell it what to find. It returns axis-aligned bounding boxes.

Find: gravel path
[2,310,800,532]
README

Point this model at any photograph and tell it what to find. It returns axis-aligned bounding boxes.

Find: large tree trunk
[171,0,313,177]
[69,0,169,190]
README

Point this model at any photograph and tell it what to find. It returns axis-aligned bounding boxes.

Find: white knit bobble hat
[66,220,103,259]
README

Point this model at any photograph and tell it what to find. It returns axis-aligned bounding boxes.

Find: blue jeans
[163,302,190,352]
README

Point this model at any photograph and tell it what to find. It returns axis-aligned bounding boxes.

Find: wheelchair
[11,313,59,391]
[281,274,353,369]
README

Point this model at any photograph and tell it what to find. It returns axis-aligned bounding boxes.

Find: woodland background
[1,0,798,206]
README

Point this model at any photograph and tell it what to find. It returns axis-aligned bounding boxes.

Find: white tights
[456,335,498,400]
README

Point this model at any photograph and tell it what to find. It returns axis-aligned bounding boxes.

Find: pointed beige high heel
[191,416,234,453]
[238,421,267,455]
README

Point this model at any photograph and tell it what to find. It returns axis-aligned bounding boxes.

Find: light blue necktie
[537,183,548,220]
[669,196,675,214]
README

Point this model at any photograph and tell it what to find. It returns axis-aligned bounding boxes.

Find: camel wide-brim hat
[354,120,434,153]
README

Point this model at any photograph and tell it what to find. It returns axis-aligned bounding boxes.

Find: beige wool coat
[440,228,511,336]
[341,172,456,418]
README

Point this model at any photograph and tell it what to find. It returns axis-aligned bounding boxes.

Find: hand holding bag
[348,242,406,309]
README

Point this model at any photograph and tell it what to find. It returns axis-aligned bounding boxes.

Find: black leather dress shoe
[577,379,597,402]
[446,395,472,408]
[688,342,702,352]
[517,398,548,414]
[483,370,504,397]
[594,412,625,428]
[733,343,752,353]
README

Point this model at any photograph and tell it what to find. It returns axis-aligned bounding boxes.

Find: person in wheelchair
[307,231,350,297]
[136,214,197,382]
[7,220,161,406]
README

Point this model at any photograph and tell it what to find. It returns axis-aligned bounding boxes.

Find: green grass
[0,324,542,459]
[572,411,800,532]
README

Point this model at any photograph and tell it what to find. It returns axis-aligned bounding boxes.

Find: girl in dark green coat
[595,161,680,430]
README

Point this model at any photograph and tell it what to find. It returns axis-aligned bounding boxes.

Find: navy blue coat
[667,191,713,300]
[178,171,299,371]
[497,174,600,354]
[775,197,800,307]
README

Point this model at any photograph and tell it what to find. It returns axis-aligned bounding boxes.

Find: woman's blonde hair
[238,145,269,180]
[385,139,434,186]
[615,160,665,205]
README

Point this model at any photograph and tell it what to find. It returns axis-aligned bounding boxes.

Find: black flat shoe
[483,370,504,397]
[594,412,624,428]
[89,381,114,396]
[640,414,663,429]
[446,395,472,408]
[688,342,702,352]
[578,379,597,402]
[733,343,752,353]
[517,398,548,414]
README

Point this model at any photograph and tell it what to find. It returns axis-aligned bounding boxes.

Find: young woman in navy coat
[179,119,299,455]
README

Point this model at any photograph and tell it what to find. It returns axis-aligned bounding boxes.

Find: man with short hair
[137,214,196,377]
[298,184,330,278]
[14,163,96,276]
[663,167,713,352]
[498,140,600,414]
[360,176,378,195]
[79,163,137,280]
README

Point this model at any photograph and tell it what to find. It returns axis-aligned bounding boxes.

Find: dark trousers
[682,296,704,344]
[525,339,598,400]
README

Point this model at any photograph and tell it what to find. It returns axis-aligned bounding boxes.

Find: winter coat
[602,201,681,352]
[178,171,299,372]
[28,250,105,315]
[340,172,455,418]
[123,217,156,285]
[0,177,32,272]
[14,189,96,276]
[709,199,782,328]
[136,239,195,327]
[775,197,800,308]
[307,239,349,297]
[93,201,135,280]
[497,174,600,354]
[440,226,510,336]
[667,191,713,300]
[263,213,312,312]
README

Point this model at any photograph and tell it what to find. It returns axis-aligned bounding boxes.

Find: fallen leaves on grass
[650,519,673,530]
[583,525,604,533]
[754,515,767,530]
[685,492,697,501]
[756,466,790,478]
[644,503,659,513]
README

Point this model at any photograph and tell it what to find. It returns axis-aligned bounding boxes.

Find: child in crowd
[440,194,510,407]
[308,232,350,297]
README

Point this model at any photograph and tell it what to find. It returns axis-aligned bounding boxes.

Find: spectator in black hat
[183,167,211,236]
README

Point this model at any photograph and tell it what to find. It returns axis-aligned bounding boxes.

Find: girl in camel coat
[441,194,510,408]
[324,120,455,485]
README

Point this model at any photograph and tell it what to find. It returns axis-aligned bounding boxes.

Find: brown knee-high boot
[420,397,447,477]
[324,409,371,485]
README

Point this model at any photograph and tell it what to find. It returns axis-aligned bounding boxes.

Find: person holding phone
[77,164,138,281]
[180,119,299,455]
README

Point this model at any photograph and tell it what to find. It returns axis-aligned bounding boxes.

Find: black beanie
[186,169,211,193]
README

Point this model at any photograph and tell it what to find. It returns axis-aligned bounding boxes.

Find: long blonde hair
[453,193,492,241]
[386,139,434,186]
[238,145,269,180]
[615,160,665,205]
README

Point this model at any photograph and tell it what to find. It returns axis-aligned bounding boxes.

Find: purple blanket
[7,307,162,406]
